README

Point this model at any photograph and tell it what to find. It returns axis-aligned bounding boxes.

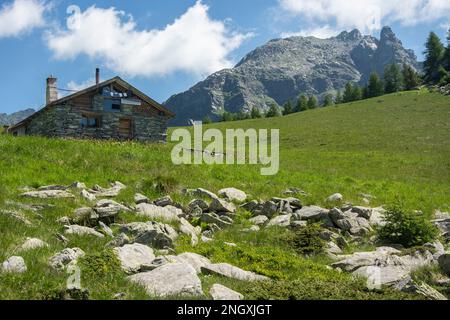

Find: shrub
[377,206,438,248]
[279,224,326,255]
[79,249,122,278]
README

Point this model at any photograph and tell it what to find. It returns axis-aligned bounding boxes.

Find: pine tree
[402,64,420,90]
[202,115,212,124]
[335,90,343,104]
[351,86,362,101]
[250,107,262,119]
[222,112,234,122]
[266,103,281,117]
[423,32,445,83]
[295,94,308,112]
[367,72,384,97]
[282,100,294,115]
[384,63,403,93]
[307,95,318,109]
[322,94,334,107]
[343,82,354,103]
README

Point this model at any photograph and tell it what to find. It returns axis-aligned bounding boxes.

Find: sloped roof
[9,76,174,131]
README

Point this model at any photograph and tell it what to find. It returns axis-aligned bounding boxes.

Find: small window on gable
[111,103,121,110]
[81,114,101,128]
[104,98,121,112]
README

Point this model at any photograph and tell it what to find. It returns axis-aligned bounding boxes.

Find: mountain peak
[380,26,400,43]
[336,29,363,41]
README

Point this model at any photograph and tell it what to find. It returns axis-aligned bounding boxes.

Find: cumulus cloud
[0,0,48,38]
[281,25,340,39]
[45,1,252,77]
[66,78,96,91]
[279,0,450,34]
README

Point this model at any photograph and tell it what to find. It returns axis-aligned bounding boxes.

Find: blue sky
[0,0,449,114]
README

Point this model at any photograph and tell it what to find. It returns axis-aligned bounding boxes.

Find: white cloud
[279,0,450,34]
[0,0,48,38]
[66,78,96,91]
[45,1,252,78]
[282,25,340,39]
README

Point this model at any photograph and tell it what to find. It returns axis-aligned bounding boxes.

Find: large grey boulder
[154,196,174,207]
[249,215,269,226]
[49,248,85,270]
[218,188,247,202]
[260,201,278,218]
[438,253,450,275]
[21,190,74,199]
[88,181,126,197]
[94,199,130,220]
[120,222,178,249]
[210,284,243,300]
[19,237,48,252]
[134,193,149,204]
[136,203,182,222]
[353,265,411,290]
[293,205,333,227]
[128,263,204,298]
[64,225,105,238]
[200,212,233,229]
[209,198,236,213]
[2,256,27,273]
[201,263,269,281]
[0,210,32,225]
[170,252,211,274]
[113,243,156,274]
[266,214,292,228]
[179,218,201,246]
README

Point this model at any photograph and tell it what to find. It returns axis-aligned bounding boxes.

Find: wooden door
[118,118,132,139]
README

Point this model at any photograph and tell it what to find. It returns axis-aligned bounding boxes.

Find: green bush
[377,206,438,248]
[278,224,326,255]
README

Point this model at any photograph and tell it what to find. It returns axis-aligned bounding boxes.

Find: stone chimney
[46,76,58,105]
[96,68,100,85]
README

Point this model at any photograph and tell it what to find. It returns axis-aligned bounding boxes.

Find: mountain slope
[0,108,35,126]
[165,26,420,125]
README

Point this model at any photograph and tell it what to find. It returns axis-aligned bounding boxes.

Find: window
[81,114,101,128]
[104,98,122,112]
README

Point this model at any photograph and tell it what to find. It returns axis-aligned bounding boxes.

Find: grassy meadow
[0,90,449,299]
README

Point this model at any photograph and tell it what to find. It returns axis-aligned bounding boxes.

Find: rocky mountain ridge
[165,26,421,125]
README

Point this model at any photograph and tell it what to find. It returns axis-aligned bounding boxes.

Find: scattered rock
[106,233,130,248]
[55,233,69,244]
[249,215,269,226]
[351,206,373,219]
[171,252,211,274]
[64,225,105,238]
[188,199,209,212]
[290,220,308,229]
[99,221,114,237]
[88,181,126,197]
[1,256,27,273]
[210,284,243,300]
[201,263,269,281]
[21,190,74,199]
[201,235,213,243]
[128,263,204,298]
[134,193,149,204]
[80,189,96,202]
[120,222,178,249]
[72,207,97,225]
[200,212,232,229]
[293,205,333,226]
[136,203,182,222]
[154,195,173,207]
[114,243,156,274]
[0,209,32,225]
[179,218,201,246]
[326,193,343,202]
[261,201,278,218]
[218,188,247,202]
[94,199,130,221]
[369,207,387,227]
[186,188,219,200]
[57,216,72,225]
[19,237,48,252]
[37,185,68,191]
[403,281,447,300]
[266,214,292,227]
[438,253,450,276]
[49,248,85,270]
[209,198,236,213]
[70,182,87,190]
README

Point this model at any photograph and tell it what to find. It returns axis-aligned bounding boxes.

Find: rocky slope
[0,108,35,126]
[165,26,420,125]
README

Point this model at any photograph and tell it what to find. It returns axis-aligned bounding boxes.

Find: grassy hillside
[0,90,449,299]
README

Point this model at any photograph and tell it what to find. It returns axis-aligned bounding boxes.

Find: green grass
[0,90,449,299]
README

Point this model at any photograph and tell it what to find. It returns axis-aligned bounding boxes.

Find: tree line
[207,28,450,123]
